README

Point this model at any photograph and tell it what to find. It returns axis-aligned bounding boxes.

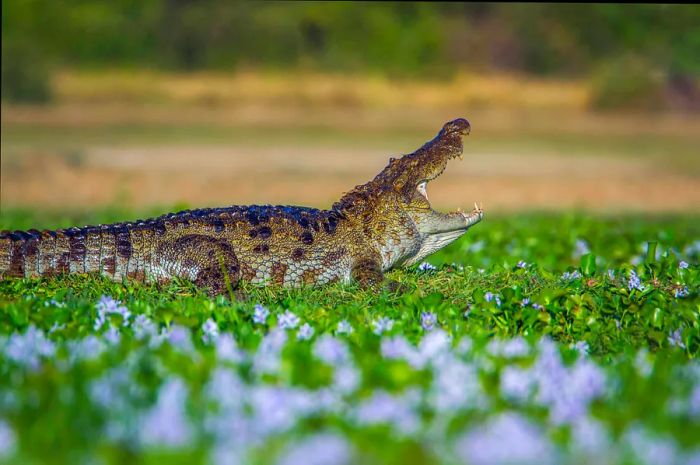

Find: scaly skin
[0,118,484,295]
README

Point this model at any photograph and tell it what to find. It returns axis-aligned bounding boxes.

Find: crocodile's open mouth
[404,149,483,266]
[415,154,484,230]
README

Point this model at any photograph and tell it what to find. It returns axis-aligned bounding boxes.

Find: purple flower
[573,239,591,259]
[0,419,16,459]
[89,366,132,410]
[689,384,700,417]
[679,261,689,269]
[554,361,606,424]
[607,269,616,281]
[418,329,451,365]
[532,303,544,311]
[296,323,315,341]
[167,325,193,352]
[354,391,419,436]
[104,327,121,345]
[685,240,700,256]
[634,349,653,377]
[215,334,243,363]
[248,386,308,435]
[570,417,611,457]
[336,320,353,335]
[561,270,582,281]
[201,318,219,344]
[48,322,65,334]
[504,337,530,357]
[314,335,350,366]
[532,339,606,425]
[521,297,531,307]
[674,286,689,298]
[488,337,529,358]
[45,299,66,309]
[628,270,644,291]
[517,260,528,269]
[253,328,287,375]
[4,325,56,371]
[501,366,535,401]
[429,356,483,412]
[572,341,590,357]
[484,292,502,306]
[132,314,157,340]
[333,366,360,395]
[372,317,394,335]
[470,240,485,253]
[456,412,556,465]
[456,337,473,355]
[252,304,269,325]
[206,367,244,414]
[140,378,193,448]
[278,310,300,330]
[95,295,131,329]
[276,432,353,465]
[67,336,105,363]
[464,304,472,318]
[418,262,437,272]
[421,312,437,331]
[623,425,678,465]
[668,328,686,349]
[381,336,415,362]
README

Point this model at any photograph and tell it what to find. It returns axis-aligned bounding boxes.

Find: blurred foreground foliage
[0,209,699,464]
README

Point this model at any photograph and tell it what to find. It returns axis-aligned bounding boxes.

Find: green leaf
[646,241,658,263]
[580,253,597,277]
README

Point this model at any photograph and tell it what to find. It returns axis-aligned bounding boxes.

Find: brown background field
[2,71,699,213]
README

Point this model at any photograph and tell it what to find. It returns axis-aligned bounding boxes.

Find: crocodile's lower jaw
[402,205,484,267]
[404,229,469,266]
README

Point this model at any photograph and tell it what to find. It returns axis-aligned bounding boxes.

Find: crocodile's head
[396,118,483,265]
[334,118,483,267]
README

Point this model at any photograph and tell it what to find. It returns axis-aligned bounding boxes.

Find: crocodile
[0,118,483,295]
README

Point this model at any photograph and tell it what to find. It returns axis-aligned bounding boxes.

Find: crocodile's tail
[0,223,153,282]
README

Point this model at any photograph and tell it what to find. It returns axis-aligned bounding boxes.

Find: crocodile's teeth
[474,201,479,211]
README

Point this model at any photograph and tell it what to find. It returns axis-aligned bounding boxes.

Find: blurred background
[2,2,699,214]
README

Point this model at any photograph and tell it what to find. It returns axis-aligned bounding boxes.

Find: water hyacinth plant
[0,211,698,464]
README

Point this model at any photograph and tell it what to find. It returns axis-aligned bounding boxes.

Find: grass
[51,69,589,110]
[0,208,698,464]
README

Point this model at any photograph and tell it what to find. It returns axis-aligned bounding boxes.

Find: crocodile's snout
[441,118,471,137]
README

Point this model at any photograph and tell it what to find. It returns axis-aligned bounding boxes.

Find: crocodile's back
[222,205,352,286]
[0,205,354,287]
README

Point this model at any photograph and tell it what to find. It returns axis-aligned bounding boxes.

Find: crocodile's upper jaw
[400,118,484,266]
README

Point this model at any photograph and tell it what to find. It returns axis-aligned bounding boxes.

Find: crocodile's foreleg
[351,255,384,288]
[350,253,406,293]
